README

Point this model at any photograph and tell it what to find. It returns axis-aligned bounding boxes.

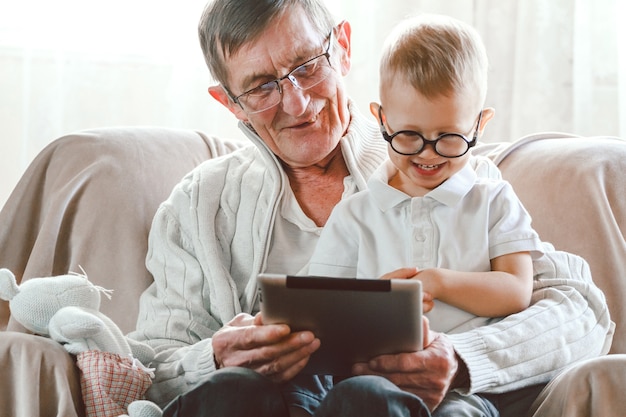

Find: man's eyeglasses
[226,31,335,114]
[377,106,483,158]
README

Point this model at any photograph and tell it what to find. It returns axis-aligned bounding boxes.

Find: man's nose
[279,77,309,115]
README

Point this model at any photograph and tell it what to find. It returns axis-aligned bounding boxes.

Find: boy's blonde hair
[379,14,488,104]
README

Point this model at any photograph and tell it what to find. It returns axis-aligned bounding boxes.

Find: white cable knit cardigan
[130,104,612,407]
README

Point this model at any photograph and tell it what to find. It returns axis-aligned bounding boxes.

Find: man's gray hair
[198,0,336,89]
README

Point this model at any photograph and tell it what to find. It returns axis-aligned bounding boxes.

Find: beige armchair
[0,127,624,416]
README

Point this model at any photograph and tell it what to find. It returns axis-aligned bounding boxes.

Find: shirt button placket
[410,199,429,264]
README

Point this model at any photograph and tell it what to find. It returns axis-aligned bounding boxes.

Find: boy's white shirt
[308,159,544,333]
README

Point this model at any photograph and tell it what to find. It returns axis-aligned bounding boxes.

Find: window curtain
[1,0,624,208]
[339,0,624,141]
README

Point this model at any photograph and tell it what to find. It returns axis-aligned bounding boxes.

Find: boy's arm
[418,251,533,317]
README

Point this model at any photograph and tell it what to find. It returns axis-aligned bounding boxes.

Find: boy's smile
[415,162,446,174]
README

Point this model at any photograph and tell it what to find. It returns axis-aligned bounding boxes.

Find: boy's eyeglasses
[226,31,334,114]
[377,106,483,158]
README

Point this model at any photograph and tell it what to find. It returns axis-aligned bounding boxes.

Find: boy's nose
[416,142,440,158]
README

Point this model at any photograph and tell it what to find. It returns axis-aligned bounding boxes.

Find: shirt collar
[369,159,477,211]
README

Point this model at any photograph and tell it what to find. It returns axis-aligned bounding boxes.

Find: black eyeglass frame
[377,106,483,158]
[224,30,334,114]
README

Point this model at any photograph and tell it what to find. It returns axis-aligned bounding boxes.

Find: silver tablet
[258,273,423,375]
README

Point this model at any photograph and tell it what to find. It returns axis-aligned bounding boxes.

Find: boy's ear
[478,107,495,135]
[208,85,248,122]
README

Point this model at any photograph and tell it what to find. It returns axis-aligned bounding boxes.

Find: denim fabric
[314,375,430,417]
[162,367,544,417]
[163,368,431,417]
[484,383,546,417]
[162,367,289,417]
[433,392,498,417]
[281,374,334,414]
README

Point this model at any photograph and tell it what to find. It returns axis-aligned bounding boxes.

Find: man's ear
[208,85,248,122]
[369,102,381,119]
[335,20,352,76]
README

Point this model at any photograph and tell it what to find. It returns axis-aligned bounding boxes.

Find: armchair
[0,127,624,416]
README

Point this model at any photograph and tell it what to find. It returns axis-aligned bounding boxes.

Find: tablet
[258,273,423,375]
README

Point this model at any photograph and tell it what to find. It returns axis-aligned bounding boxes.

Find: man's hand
[212,312,320,382]
[351,318,460,411]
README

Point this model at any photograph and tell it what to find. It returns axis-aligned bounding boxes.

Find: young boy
[308,14,544,414]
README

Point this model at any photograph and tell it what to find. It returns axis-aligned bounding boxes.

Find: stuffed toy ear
[0,268,20,301]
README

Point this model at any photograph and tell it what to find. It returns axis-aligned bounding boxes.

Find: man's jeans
[162,367,430,417]
[162,367,540,417]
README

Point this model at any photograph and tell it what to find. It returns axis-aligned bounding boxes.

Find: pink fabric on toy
[76,350,152,417]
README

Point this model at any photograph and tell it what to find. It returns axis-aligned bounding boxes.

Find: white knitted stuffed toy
[0,268,162,417]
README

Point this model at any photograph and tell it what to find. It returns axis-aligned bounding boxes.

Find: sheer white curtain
[1,0,624,208]
[338,0,625,141]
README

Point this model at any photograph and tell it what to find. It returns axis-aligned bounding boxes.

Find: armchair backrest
[0,127,244,333]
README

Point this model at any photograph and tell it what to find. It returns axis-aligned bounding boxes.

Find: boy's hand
[379,267,435,313]
[422,291,435,313]
[379,267,418,281]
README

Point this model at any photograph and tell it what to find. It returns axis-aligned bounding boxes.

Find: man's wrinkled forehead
[221,17,326,91]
